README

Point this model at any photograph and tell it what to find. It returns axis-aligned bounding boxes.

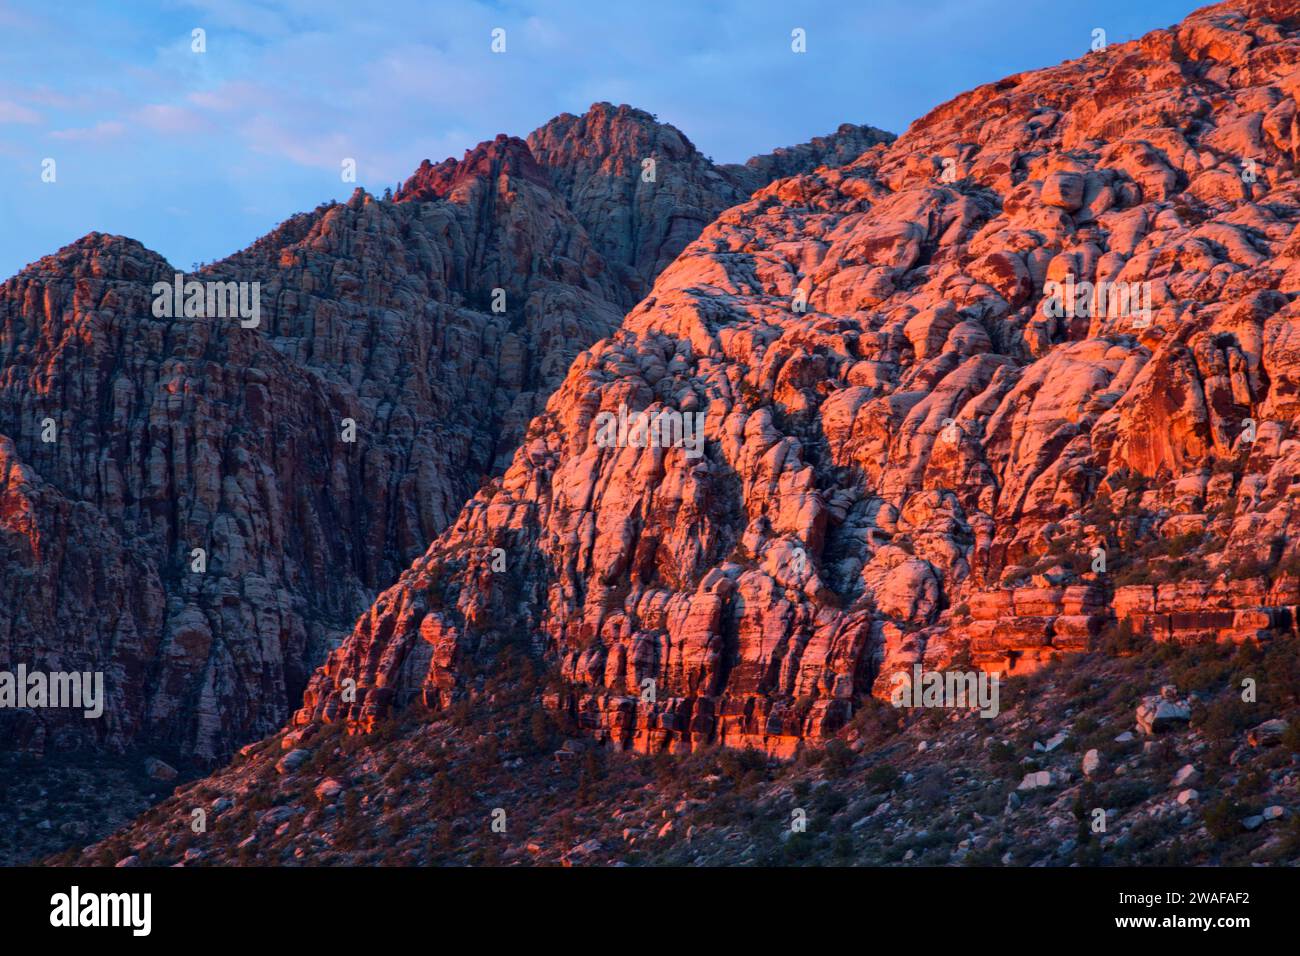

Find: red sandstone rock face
[299,1,1300,756]
[0,106,884,761]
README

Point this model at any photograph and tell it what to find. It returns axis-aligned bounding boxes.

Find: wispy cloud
[0,0,1199,281]
[0,99,40,123]
[49,120,127,141]
[134,103,208,134]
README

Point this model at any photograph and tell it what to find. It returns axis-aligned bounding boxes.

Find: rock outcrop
[524,103,892,303]
[0,106,888,762]
[298,0,1300,757]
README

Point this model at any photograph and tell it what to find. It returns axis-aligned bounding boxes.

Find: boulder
[1017,770,1055,791]
[1041,171,1086,211]
[275,749,311,775]
[1136,696,1191,735]
[1082,748,1103,777]
[144,757,178,782]
[1247,719,1288,747]
[314,778,345,802]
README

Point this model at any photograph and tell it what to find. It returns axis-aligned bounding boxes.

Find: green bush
[821,739,855,775]
[867,764,900,791]
[1202,798,1240,841]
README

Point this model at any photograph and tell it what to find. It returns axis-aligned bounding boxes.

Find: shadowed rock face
[0,106,887,762]
[526,103,752,305]
[525,103,893,304]
[719,122,899,195]
[299,0,1300,756]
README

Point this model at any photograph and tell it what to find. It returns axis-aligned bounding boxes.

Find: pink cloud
[49,120,126,142]
[0,99,40,124]
[135,103,206,133]
[187,82,267,113]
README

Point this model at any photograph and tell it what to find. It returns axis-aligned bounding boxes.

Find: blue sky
[0,0,1199,280]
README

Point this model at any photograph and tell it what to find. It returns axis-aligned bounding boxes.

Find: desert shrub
[781,831,815,863]
[718,746,767,782]
[1072,713,1099,737]
[1098,618,1143,655]
[821,739,855,775]
[1194,695,1255,740]
[987,740,1016,764]
[1167,644,1234,694]
[1202,797,1241,841]
[529,708,556,753]
[1229,768,1269,803]
[1161,532,1204,559]
[832,834,855,861]
[867,763,900,791]
[813,787,848,816]
[852,697,904,749]
[914,767,949,806]
[1101,778,1157,811]
[1273,813,1300,858]
[1281,721,1300,754]
[383,760,410,788]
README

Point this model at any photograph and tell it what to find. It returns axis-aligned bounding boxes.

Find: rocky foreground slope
[0,103,890,769]
[70,634,1300,866]
[293,0,1300,767]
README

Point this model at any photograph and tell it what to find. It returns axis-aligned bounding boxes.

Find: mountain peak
[9,232,170,285]
[395,133,550,203]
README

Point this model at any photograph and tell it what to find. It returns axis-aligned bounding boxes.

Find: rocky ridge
[0,104,887,767]
[297,0,1300,760]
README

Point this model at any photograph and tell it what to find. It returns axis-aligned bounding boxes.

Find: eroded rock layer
[299,0,1300,756]
[0,106,885,761]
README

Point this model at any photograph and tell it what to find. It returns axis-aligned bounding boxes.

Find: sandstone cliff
[0,106,887,763]
[298,0,1300,758]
